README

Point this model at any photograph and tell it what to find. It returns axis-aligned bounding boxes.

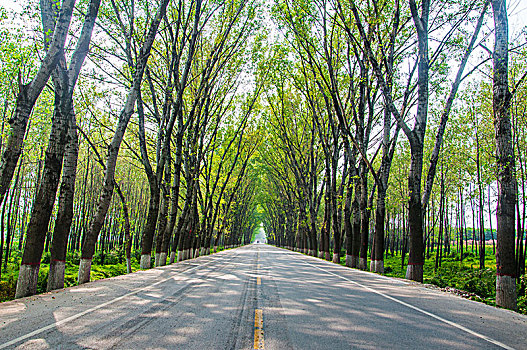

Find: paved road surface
[1,245,526,349]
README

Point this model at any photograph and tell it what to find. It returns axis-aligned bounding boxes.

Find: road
[252,225,267,244]
[1,245,526,349]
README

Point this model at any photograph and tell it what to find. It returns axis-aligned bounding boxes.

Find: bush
[64,273,77,287]
[36,266,50,294]
[67,251,81,265]
[92,250,122,265]
[458,268,495,298]
[40,252,51,264]
[0,279,16,302]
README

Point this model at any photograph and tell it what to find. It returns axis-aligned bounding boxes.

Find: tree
[78,0,170,284]
[15,0,101,298]
[492,0,517,310]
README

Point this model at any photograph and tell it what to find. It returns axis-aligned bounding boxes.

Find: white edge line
[0,252,232,349]
[298,257,515,350]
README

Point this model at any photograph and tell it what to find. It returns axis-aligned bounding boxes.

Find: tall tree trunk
[0,0,75,209]
[47,115,78,291]
[114,183,132,273]
[358,164,369,270]
[372,189,386,273]
[15,72,72,298]
[476,130,486,269]
[344,169,354,267]
[492,0,517,310]
[405,0,429,283]
[405,142,425,282]
[167,127,184,264]
[155,156,170,266]
[16,0,101,298]
[350,180,361,267]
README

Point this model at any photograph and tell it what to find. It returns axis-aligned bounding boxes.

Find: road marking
[298,257,515,350]
[257,276,261,285]
[0,253,233,350]
[254,309,264,349]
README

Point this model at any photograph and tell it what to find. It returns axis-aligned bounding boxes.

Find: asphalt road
[1,245,526,349]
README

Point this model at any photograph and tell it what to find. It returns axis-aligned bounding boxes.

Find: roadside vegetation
[0,246,230,302]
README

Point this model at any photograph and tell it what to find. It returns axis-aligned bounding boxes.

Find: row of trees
[0,0,263,299]
[0,0,525,313]
[260,0,526,310]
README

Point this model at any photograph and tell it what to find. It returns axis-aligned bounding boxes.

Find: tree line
[0,0,264,299]
[0,0,526,313]
[259,0,526,311]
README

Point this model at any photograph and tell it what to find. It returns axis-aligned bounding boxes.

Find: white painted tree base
[332,253,339,263]
[140,254,151,269]
[358,258,367,270]
[126,258,132,273]
[345,255,355,267]
[324,251,331,261]
[169,251,176,264]
[47,260,66,291]
[405,264,423,281]
[496,275,517,310]
[78,259,92,285]
[177,250,184,262]
[159,252,167,266]
[318,251,325,258]
[15,264,40,298]
[370,260,384,273]
[154,253,160,267]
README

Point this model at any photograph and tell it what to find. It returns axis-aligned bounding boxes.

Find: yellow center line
[254,309,264,349]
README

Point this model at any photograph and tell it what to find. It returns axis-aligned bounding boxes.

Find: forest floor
[338,246,527,314]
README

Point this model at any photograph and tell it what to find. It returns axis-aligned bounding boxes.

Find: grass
[0,249,142,302]
[337,246,527,315]
[0,245,229,303]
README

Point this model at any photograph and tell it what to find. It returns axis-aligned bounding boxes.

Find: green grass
[336,246,527,315]
[0,246,229,303]
[0,249,143,303]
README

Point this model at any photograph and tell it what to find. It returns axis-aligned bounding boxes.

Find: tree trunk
[141,185,160,268]
[492,0,517,310]
[359,167,369,270]
[405,143,425,282]
[47,113,78,291]
[0,0,75,209]
[16,68,74,299]
[372,189,386,273]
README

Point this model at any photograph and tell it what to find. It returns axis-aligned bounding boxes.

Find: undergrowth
[336,248,527,315]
